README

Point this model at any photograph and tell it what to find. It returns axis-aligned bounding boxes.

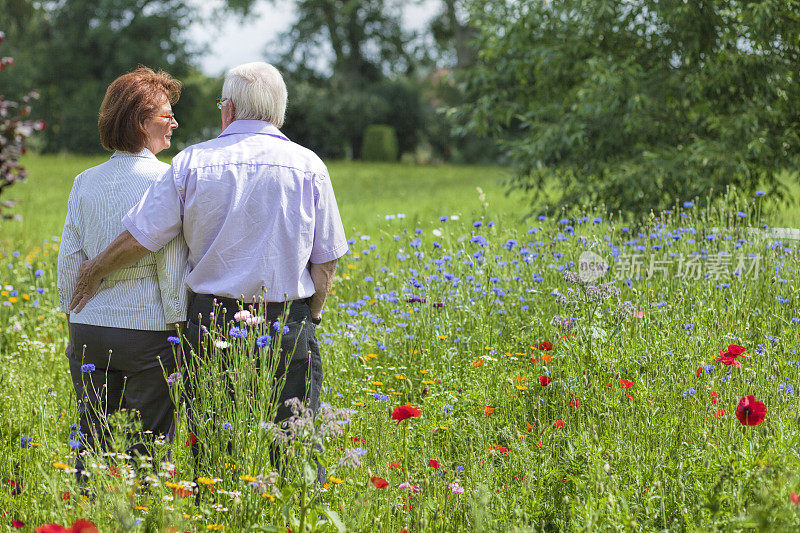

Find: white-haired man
[69,62,348,475]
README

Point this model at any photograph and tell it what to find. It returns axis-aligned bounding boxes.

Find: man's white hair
[222,62,287,128]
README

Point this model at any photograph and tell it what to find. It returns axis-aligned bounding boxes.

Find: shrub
[361,124,398,161]
[0,30,44,221]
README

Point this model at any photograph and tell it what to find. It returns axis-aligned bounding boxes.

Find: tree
[0,30,45,221]
[228,0,412,84]
[30,0,194,152]
[461,0,800,215]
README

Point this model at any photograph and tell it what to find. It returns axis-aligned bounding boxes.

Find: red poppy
[525,422,534,431]
[12,522,24,529]
[727,344,745,356]
[715,353,741,367]
[370,476,389,489]
[428,459,440,469]
[538,376,552,386]
[696,367,703,377]
[791,492,800,506]
[553,420,565,428]
[567,398,581,409]
[716,345,746,367]
[391,404,421,422]
[70,520,99,533]
[626,394,634,401]
[715,409,725,419]
[709,391,718,405]
[538,342,553,351]
[35,521,98,533]
[185,432,198,447]
[620,379,633,389]
[735,395,766,426]
[491,445,509,455]
[388,462,402,469]
[482,406,495,416]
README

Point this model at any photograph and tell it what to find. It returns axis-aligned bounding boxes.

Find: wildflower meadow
[2,158,800,531]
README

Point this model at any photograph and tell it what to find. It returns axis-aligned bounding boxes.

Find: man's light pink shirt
[123,120,348,302]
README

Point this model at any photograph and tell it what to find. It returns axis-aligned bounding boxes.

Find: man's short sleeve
[122,164,184,252]
[310,171,348,263]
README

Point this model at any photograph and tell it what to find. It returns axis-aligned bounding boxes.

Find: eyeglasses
[155,112,176,122]
[216,97,230,110]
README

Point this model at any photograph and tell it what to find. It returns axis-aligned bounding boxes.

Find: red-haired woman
[57,67,189,480]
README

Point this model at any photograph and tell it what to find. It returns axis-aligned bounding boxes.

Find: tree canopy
[461,0,800,215]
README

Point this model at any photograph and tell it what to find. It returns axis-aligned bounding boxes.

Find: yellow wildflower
[329,476,344,484]
[52,462,69,470]
[370,381,383,386]
[239,475,256,482]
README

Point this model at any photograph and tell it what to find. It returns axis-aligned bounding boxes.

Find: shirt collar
[111,148,158,160]
[217,119,289,141]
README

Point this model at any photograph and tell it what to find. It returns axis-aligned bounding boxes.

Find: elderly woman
[57,67,189,479]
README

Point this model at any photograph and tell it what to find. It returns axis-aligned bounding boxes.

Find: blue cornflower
[69,438,81,449]
[222,422,232,430]
[454,465,464,472]
[593,217,602,224]
[372,392,390,401]
[167,336,181,344]
[228,326,247,339]
[682,388,697,398]
[654,301,667,308]
[685,324,693,331]
[256,334,271,348]
[439,216,448,222]
[282,325,290,334]
[737,212,747,218]
[353,447,368,456]
[80,363,96,372]
[34,269,45,277]
[36,288,44,294]
[20,436,32,448]
[683,201,693,208]
[272,320,281,331]
[704,365,716,373]
[756,190,766,196]
[473,221,482,227]
[443,404,454,416]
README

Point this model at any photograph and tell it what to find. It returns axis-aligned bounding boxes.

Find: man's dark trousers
[182,293,323,476]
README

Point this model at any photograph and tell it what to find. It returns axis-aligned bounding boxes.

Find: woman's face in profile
[142,96,178,154]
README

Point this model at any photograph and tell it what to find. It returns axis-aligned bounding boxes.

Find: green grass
[3,154,800,531]
[0,154,529,250]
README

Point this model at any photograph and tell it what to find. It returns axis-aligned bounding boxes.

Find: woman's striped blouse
[57,149,189,330]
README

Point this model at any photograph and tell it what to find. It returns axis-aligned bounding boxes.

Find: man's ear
[229,101,236,121]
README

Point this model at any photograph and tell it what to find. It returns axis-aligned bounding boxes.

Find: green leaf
[321,507,347,533]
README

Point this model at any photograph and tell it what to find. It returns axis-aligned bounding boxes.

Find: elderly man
[69,62,348,466]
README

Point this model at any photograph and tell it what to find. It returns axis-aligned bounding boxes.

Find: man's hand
[68,230,150,313]
[309,259,338,320]
[69,260,104,313]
